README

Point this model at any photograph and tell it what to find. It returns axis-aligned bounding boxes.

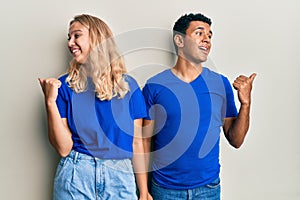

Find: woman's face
[68,21,90,64]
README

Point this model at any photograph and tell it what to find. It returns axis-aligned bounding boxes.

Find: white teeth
[72,49,79,53]
[200,46,207,51]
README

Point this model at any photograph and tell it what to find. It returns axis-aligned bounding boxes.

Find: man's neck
[171,57,203,83]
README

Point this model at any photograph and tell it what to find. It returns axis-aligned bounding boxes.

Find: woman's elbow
[57,147,72,157]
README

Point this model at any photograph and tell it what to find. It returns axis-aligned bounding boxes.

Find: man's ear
[174,34,184,48]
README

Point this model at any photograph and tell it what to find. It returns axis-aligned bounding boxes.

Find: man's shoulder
[203,67,227,80]
[146,69,171,84]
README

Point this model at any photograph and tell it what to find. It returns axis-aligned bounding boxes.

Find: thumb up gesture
[38,78,62,103]
[233,73,256,106]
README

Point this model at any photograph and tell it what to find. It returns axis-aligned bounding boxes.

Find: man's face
[181,21,212,64]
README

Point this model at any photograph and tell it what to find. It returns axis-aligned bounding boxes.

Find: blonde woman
[39,14,152,200]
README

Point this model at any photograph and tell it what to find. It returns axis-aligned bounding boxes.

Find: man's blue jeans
[151,177,221,200]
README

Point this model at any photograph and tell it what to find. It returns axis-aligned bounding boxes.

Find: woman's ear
[174,34,184,48]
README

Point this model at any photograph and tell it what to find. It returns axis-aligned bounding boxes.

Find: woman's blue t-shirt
[56,74,147,159]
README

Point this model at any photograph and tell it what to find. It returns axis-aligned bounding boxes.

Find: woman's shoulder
[123,74,141,91]
[123,74,137,84]
[57,73,69,83]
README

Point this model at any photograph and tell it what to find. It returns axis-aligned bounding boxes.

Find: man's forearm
[227,104,250,148]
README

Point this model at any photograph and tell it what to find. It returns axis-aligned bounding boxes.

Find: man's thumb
[249,73,257,83]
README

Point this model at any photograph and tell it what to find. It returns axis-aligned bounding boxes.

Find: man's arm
[223,73,256,148]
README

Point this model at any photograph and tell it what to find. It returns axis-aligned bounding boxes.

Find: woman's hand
[139,192,153,200]
[38,78,62,104]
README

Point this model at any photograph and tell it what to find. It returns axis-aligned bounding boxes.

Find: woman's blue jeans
[53,150,137,200]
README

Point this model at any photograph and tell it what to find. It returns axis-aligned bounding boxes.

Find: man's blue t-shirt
[56,74,147,159]
[142,67,238,189]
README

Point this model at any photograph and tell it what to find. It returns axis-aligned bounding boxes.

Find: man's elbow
[230,140,244,149]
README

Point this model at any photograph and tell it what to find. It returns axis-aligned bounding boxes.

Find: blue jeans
[53,150,138,200]
[151,178,221,200]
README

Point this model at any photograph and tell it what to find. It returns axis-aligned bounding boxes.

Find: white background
[0,0,299,199]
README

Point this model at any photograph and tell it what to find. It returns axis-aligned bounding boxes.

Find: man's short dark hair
[172,13,212,54]
[173,13,212,36]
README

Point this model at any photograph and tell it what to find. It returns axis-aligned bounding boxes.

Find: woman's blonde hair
[66,14,129,100]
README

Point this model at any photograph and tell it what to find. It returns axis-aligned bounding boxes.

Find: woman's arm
[142,119,154,173]
[132,118,152,200]
[39,78,73,156]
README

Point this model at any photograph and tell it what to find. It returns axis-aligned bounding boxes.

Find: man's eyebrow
[194,26,213,35]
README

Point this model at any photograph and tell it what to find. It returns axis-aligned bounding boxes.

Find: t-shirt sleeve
[142,83,154,120]
[130,88,147,119]
[127,77,147,120]
[222,76,238,117]
[56,76,68,118]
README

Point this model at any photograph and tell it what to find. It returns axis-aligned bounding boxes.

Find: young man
[142,13,256,200]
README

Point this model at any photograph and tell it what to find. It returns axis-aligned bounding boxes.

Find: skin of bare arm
[38,78,73,157]
[133,118,153,200]
[223,73,256,148]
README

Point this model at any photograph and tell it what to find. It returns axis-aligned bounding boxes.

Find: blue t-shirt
[56,74,147,159]
[142,67,238,189]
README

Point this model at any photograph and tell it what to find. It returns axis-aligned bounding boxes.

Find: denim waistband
[66,150,131,164]
[67,150,94,161]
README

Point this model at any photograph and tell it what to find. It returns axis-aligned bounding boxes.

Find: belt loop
[73,151,79,164]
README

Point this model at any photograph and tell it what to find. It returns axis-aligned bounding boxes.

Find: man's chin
[201,56,208,63]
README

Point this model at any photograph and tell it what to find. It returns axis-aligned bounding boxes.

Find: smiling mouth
[199,46,209,54]
[71,49,80,56]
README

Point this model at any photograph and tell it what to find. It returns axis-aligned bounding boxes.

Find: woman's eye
[74,34,80,38]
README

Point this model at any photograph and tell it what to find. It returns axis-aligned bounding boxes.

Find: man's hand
[233,73,256,106]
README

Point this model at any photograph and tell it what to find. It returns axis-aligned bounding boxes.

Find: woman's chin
[74,57,87,65]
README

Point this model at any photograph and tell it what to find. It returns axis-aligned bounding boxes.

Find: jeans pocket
[205,177,221,189]
[120,159,134,173]
[104,159,134,174]
[54,157,70,179]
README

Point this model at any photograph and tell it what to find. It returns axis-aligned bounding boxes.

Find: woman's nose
[68,37,75,47]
